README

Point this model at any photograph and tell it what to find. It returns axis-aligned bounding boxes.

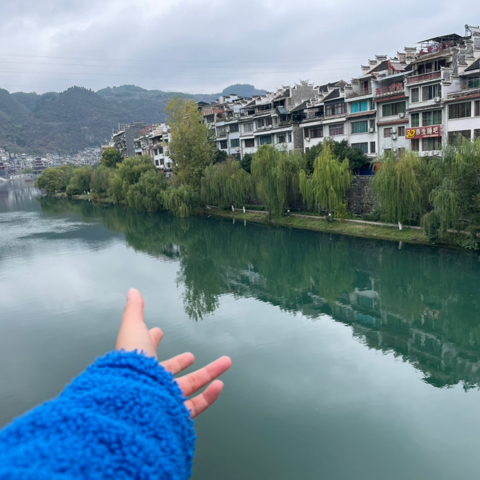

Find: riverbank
[202,207,467,248]
[57,192,467,248]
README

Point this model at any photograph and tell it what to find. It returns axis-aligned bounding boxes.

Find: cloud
[0,0,476,93]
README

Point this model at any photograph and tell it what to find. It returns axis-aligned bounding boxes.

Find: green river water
[1,181,480,479]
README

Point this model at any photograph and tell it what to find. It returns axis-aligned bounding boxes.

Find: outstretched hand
[116,288,232,418]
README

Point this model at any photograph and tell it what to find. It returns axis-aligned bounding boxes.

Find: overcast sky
[0,0,477,95]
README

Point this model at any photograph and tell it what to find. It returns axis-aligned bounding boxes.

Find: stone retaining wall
[347,176,375,215]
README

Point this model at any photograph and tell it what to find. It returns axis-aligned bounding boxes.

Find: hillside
[0,84,266,154]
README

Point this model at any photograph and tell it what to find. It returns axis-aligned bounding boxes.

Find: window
[217,127,227,136]
[155,160,159,166]
[329,124,344,136]
[448,130,471,143]
[423,137,442,151]
[229,124,239,133]
[422,83,441,101]
[411,113,420,127]
[244,138,255,148]
[422,110,442,126]
[231,139,240,148]
[475,129,480,140]
[411,88,420,103]
[384,127,392,138]
[370,141,376,153]
[382,101,406,117]
[351,121,368,134]
[259,135,272,145]
[265,117,272,126]
[351,100,369,113]
[277,134,286,144]
[305,126,323,138]
[370,119,376,132]
[220,140,227,149]
[449,102,472,119]
[256,118,265,128]
[467,76,480,89]
[351,142,368,154]
[325,101,347,116]
[243,122,254,133]
[398,126,405,137]
[475,100,480,117]
[288,133,292,142]
[411,139,420,151]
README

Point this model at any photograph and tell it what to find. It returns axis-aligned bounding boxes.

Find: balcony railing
[374,82,405,98]
[406,71,441,85]
[346,88,372,99]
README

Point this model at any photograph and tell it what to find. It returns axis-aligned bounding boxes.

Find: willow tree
[162,186,200,218]
[372,151,431,229]
[126,170,168,211]
[166,96,216,190]
[201,159,252,206]
[251,145,304,217]
[299,143,352,216]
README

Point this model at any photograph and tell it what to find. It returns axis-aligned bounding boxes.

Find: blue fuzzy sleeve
[0,351,196,480]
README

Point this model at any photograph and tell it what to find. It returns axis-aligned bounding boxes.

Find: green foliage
[126,170,168,211]
[300,143,352,215]
[240,154,253,173]
[372,151,431,226]
[66,166,93,196]
[166,96,216,190]
[91,165,114,195]
[101,147,123,168]
[201,159,252,206]
[251,145,305,218]
[21,168,33,174]
[108,156,156,203]
[162,186,200,217]
[305,140,368,172]
[35,164,77,194]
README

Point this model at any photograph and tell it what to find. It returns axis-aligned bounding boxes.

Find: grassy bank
[203,208,465,248]
[51,193,465,248]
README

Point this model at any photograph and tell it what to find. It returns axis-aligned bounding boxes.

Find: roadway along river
[1,180,480,480]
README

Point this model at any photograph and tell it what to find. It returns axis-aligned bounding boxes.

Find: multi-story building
[203,23,480,163]
[133,124,173,174]
[112,122,148,158]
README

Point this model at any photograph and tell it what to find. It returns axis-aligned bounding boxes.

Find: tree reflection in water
[38,197,480,390]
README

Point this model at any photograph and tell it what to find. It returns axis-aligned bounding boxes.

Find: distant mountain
[0,84,265,154]
[221,84,266,97]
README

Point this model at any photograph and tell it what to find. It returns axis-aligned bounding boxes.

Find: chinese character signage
[406,125,441,139]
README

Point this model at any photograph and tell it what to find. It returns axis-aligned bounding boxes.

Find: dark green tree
[101,148,123,168]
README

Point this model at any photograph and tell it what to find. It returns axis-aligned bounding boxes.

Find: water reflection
[38,197,480,390]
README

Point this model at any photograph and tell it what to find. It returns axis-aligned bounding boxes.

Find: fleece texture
[0,351,195,480]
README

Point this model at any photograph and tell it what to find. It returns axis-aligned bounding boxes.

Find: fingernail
[127,288,137,300]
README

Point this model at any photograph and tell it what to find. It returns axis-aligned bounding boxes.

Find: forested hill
[0,84,266,154]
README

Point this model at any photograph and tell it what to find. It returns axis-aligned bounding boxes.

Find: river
[1,180,480,479]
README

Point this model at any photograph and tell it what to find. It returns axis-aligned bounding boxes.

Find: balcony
[374,82,405,98]
[346,88,372,99]
[406,71,441,85]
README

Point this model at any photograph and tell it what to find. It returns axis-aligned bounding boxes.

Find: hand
[116,288,232,418]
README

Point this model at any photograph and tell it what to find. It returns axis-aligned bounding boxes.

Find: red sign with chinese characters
[406,125,441,139]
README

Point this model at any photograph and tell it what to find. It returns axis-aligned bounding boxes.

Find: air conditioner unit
[391,134,398,141]
[399,113,405,118]
[305,137,310,142]
[391,128,397,134]
[434,97,442,103]
[369,127,375,133]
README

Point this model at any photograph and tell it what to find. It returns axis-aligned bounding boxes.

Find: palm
[116,288,231,418]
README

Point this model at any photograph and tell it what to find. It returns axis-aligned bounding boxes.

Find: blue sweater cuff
[0,350,196,480]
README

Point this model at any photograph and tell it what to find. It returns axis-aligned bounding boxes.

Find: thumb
[116,288,159,358]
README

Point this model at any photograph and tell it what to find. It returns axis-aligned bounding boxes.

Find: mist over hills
[0,84,266,154]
